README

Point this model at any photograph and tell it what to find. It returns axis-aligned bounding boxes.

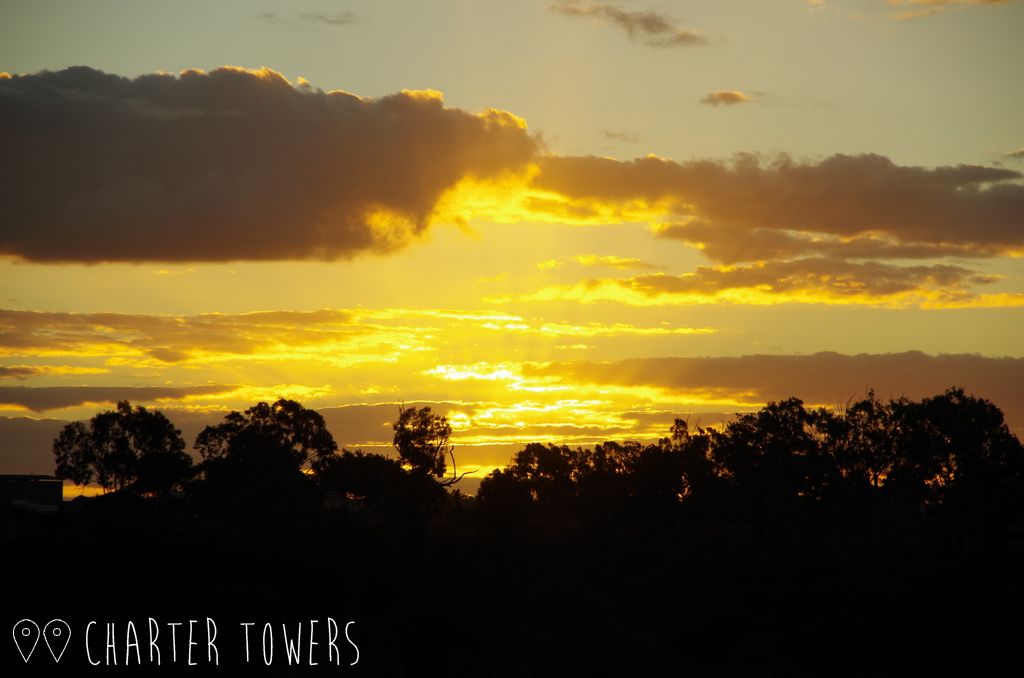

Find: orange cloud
[886,0,1014,20]
[537,254,663,270]
[700,90,752,106]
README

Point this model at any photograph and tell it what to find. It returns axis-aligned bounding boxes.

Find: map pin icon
[43,620,71,663]
[12,619,40,662]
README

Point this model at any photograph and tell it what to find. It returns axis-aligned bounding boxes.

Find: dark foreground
[4,499,1023,677]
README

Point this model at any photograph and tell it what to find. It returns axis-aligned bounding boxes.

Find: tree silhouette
[193,399,337,515]
[628,444,686,509]
[314,448,407,509]
[663,419,717,503]
[892,388,1023,513]
[52,401,192,495]
[509,442,578,509]
[574,441,632,518]
[476,468,533,527]
[392,404,470,486]
[195,399,337,469]
[827,390,895,492]
[53,421,94,486]
[708,398,839,512]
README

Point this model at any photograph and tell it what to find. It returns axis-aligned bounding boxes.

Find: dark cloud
[0,366,37,379]
[1006,147,1024,161]
[700,90,751,106]
[526,352,1024,431]
[0,66,537,262]
[0,385,234,412]
[535,153,1024,261]
[552,1,706,47]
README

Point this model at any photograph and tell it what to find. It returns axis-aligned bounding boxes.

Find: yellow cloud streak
[0,365,109,376]
[491,279,1024,309]
[2,308,714,372]
[148,384,337,413]
[423,361,766,411]
[432,168,678,228]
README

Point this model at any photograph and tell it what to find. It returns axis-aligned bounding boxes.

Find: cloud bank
[0,385,233,412]
[0,66,536,262]
[535,153,1024,260]
[2,66,1021,309]
[518,152,1024,306]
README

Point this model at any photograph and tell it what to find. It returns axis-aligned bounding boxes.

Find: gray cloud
[0,66,536,262]
[552,1,706,47]
[0,385,234,412]
[535,153,1024,262]
[0,366,37,379]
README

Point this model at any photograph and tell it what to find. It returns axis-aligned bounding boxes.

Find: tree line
[53,388,1024,525]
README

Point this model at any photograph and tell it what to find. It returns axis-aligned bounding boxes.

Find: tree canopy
[392,404,454,479]
[195,398,338,471]
[477,388,1024,523]
[50,389,1024,530]
[52,401,192,495]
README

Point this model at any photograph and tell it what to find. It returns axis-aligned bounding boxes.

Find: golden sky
[2,1,1022,479]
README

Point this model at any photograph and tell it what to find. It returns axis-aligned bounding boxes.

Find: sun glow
[432,167,679,230]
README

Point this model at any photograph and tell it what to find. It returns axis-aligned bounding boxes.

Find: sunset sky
[2,0,1023,485]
